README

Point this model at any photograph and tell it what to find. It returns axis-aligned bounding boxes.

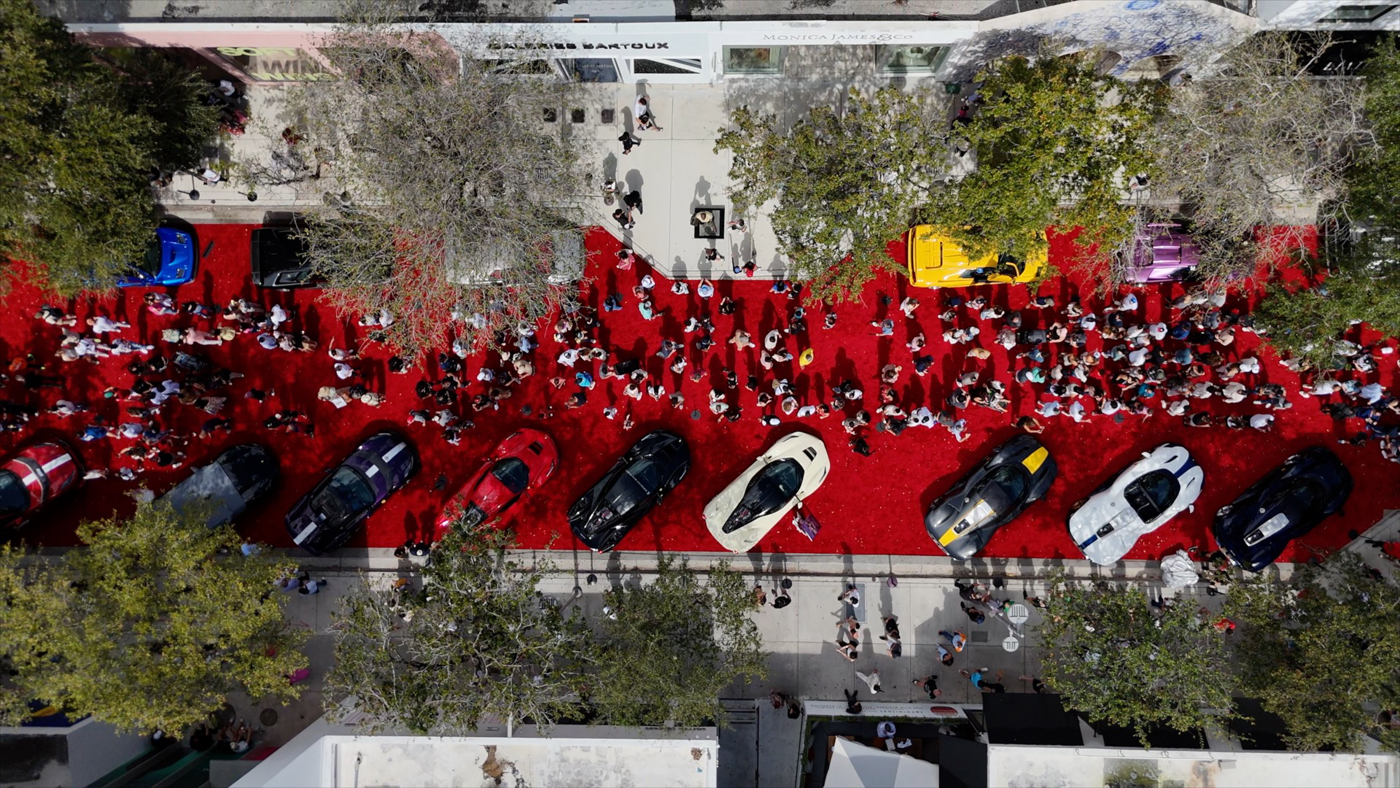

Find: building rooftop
[233,716,719,788]
[986,744,1400,788]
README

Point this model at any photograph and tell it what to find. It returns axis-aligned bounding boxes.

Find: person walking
[939,630,966,652]
[843,689,863,715]
[913,675,941,699]
[297,573,328,595]
[961,601,986,624]
[618,130,640,154]
[856,668,883,694]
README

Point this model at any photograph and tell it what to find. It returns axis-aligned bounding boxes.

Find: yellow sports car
[905,225,1045,288]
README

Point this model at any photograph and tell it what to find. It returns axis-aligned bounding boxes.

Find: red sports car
[0,441,82,526]
[436,429,558,534]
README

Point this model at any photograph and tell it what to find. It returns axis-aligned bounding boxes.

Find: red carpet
[4,223,1397,562]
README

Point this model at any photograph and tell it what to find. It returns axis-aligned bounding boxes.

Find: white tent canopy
[824,737,940,788]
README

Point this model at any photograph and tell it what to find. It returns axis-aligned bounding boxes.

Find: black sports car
[924,434,1057,560]
[1213,446,1352,572]
[251,225,319,289]
[568,430,690,552]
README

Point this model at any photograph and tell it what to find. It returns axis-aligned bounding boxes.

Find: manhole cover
[691,409,702,420]
[260,708,279,727]
[970,630,990,643]
[601,108,615,124]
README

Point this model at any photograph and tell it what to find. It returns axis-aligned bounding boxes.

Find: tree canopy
[0,500,306,733]
[591,558,765,728]
[1151,32,1370,283]
[284,10,586,355]
[325,526,592,734]
[715,86,949,301]
[0,0,219,294]
[1038,576,1234,744]
[929,50,1164,275]
[1225,556,1400,753]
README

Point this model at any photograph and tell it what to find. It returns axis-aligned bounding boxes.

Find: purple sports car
[1123,223,1200,283]
[286,431,418,554]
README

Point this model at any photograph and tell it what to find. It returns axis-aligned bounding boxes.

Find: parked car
[905,225,1045,288]
[704,432,829,553]
[157,444,279,528]
[925,435,1057,560]
[0,441,81,527]
[118,227,197,287]
[1213,446,1352,572]
[569,430,690,552]
[1120,223,1199,284]
[1068,443,1204,565]
[251,225,319,288]
[286,432,418,555]
[437,428,558,533]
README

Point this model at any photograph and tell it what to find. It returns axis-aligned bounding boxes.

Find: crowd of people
[7,227,1400,538]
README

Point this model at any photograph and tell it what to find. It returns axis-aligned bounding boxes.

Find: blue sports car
[118,227,197,287]
[286,432,418,555]
[1213,446,1352,572]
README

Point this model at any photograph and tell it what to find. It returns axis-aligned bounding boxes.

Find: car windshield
[723,459,803,534]
[981,465,1030,508]
[626,458,662,492]
[137,239,164,275]
[1124,469,1180,522]
[0,470,27,515]
[1263,478,1324,517]
[325,466,376,514]
[490,458,530,495]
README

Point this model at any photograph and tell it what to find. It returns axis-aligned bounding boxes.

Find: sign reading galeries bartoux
[488,41,674,50]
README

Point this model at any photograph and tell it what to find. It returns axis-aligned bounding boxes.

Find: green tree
[325,526,591,734]
[1253,240,1400,371]
[1038,577,1235,743]
[0,0,218,294]
[1350,34,1400,228]
[592,558,765,728]
[0,500,306,733]
[714,86,949,301]
[1225,556,1400,752]
[930,50,1164,274]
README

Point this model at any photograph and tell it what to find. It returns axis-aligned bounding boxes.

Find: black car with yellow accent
[924,435,1057,560]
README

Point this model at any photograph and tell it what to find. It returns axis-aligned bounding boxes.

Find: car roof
[158,462,245,528]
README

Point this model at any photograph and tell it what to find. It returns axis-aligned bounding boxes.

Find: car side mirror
[1141,452,1151,458]
[1188,504,1195,513]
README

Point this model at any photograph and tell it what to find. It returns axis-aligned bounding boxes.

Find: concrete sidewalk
[222,548,1231,771]
[161,78,968,282]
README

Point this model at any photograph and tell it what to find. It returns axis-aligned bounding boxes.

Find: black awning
[984,694,1083,746]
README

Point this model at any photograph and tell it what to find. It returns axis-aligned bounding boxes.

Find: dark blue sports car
[286,431,418,555]
[118,227,197,287]
[568,430,690,552]
[1213,446,1352,572]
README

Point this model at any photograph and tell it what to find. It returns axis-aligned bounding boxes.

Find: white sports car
[1068,443,1204,565]
[704,431,830,552]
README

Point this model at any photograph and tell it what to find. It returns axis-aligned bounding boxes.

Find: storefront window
[632,58,703,75]
[213,47,332,82]
[724,47,784,75]
[879,45,948,74]
[561,58,620,83]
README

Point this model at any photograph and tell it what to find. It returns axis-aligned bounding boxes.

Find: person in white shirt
[1250,413,1274,431]
[87,316,130,334]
